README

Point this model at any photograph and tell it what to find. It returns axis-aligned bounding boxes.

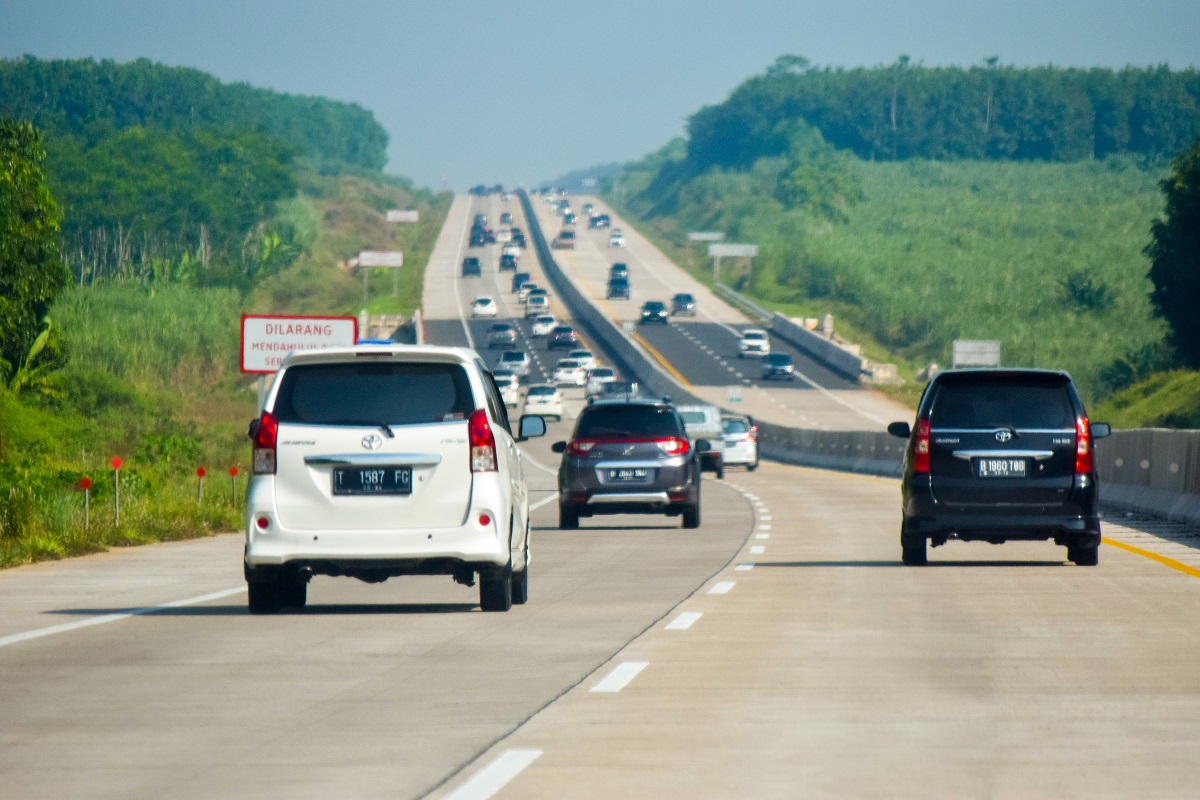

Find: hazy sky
[2,1,1198,189]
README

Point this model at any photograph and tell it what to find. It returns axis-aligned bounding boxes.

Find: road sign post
[707,243,758,284]
[358,251,404,303]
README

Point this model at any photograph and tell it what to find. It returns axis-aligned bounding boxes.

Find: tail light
[252,412,279,475]
[566,440,596,457]
[749,425,759,443]
[657,437,691,456]
[1075,417,1093,475]
[468,409,497,472]
[913,417,931,474]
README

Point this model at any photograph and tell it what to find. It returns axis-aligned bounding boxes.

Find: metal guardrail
[713,282,773,324]
[519,191,1200,525]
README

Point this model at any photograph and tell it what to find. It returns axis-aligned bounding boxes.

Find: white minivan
[244,346,546,614]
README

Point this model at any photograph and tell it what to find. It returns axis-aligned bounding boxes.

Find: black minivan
[887,369,1110,566]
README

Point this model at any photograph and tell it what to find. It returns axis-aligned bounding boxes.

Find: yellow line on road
[1103,537,1200,579]
[630,331,692,387]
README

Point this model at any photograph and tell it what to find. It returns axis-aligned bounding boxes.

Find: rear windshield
[723,417,750,434]
[590,369,614,378]
[528,386,557,396]
[576,405,683,438]
[931,376,1075,429]
[274,362,475,426]
[500,352,526,362]
[678,410,710,425]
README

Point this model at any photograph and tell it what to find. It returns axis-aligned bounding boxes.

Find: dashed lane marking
[666,611,703,630]
[590,661,650,693]
[445,749,543,800]
[735,563,756,571]
[709,581,736,594]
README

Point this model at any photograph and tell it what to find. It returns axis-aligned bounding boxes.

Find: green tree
[1147,135,1200,366]
[0,118,67,379]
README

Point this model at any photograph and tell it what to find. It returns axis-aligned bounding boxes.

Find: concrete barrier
[519,191,1200,524]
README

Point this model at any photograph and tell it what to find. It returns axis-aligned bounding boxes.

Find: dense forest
[686,58,1200,172]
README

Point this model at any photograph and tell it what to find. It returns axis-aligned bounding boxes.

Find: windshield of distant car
[575,405,683,438]
[527,386,558,397]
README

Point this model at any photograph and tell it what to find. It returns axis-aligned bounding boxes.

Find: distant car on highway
[486,322,519,348]
[722,413,759,471]
[523,384,563,422]
[499,211,513,225]
[589,214,610,229]
[493,369,522,407]
[530,314,558,337]
[471,296,498,317]
[552,230,576,250]
[761,352,796,381]
[461,257,481,277]
[738,328,770,358]
[609,262,629,279]
[606,275,631,300]
[495,227,513,243]
[502,242,521,259]
[495,350,531,379]
[676,403,726,479]
[566,349,597,371]
[887,368,1110,567]
[671,292,697,316]
[562,213,577,226]
[524,294,550,317]
[499,254,519,272]
[511,272,533,293]
[585,367,617,399]
[598,380,640,402]
[518,281,539,302]
[553,399,706,529]
[608,230,625,247]
[552,358,587,387]
[243,345,546,613]
[546,325,580,351]
[640,300,670,325]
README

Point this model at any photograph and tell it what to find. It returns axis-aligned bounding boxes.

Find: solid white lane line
[750,546,765,554]
[666,611,703,630]
[446,749,543,800]
[756,533,770,540]
[519,450,560,476]
[590,661,650,693]
[735,563,755,571]
[0,587,247,649]
[709,581,736,595]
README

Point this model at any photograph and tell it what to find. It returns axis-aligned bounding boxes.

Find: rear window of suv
[930,375,1075,429]
[273,362,475,426]
[575,405,683,438]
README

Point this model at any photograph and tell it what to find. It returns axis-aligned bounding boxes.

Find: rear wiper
[333,420,395,437]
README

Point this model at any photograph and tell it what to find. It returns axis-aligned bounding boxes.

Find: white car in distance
[471,296,498,317]
[609,230,625,247]
[493,369,522,407]
[501,242,521,259]
[552,358,587,387]
[518,282,539,302]
[495,227,513,243]
[566,349,597,371]
[584,367,617,398]
[738,328,771,358]
[495,350,531,379]
[530,314,558,337]
[523,384,563,421]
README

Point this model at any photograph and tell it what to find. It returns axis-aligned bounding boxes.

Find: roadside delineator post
[229,466,239,507]
[196,466,206,504]
[111,457,123,525]
[80,476,92,529]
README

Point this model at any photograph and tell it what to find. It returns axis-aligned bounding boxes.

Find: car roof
[280,344,478,369]
[742,328,768,336]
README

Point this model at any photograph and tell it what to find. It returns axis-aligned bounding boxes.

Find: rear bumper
[561,487,699,516]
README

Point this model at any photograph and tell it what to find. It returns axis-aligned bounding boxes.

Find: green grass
[1092,371,1200,429]
[0,167,451,568]
[616,157,1169,407]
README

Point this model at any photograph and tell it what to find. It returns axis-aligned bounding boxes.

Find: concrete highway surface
[3,193,1200,799]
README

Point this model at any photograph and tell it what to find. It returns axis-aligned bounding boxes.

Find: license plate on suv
[607,468,649,482]
[333,467,413,495]
[975,458,1027,478]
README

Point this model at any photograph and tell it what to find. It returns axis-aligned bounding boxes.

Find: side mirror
[887,421,911,438]
[517,415,547,441]
[695,439,712,453]
[248,419,260,440]
[1091,422,1111,439]
[550,441,567,454]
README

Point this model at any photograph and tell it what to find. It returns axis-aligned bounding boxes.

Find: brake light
[566,440,596,457]
[1075,417,1093,475]
[657,437,691,456]
[913,417,931,474]
[252,412,278,475]
[468,409,497,472]
[749,425,759,443]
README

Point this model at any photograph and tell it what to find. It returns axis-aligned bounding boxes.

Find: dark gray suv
[552,400,707,530]
[888,369,1110,566]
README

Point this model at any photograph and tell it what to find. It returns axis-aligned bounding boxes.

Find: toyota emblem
[995,430,1013,443]
[362,433,384,450]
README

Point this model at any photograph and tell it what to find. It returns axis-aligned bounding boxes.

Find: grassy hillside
[0,170,450,568]
[615,156,1167,406]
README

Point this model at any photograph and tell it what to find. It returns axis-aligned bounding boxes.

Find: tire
[901,540,928,566]
[512,565,529,605]
[247,580,282,614]
[715,465,725,480]
[682,503,701,529]
[279,581,307,609]
[559,504,579,530]
[1069,544,1099,566]
[480,570,513,612]
[748,456,759,472]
